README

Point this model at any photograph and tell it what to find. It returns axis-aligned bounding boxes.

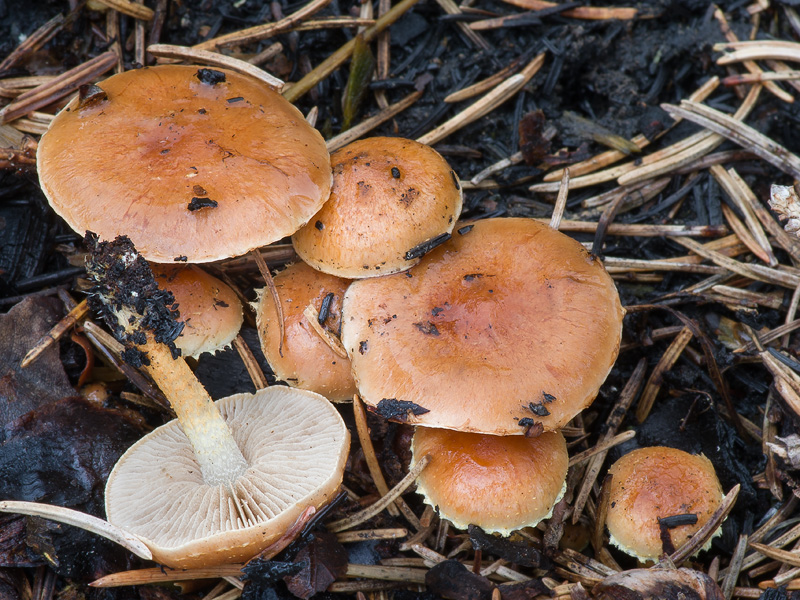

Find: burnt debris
[84,233,183,362]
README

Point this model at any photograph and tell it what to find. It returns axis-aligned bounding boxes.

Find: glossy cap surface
[341,217,624,435]
[151,264,242,358]
[606,446,724,561]
[411,427,568,534]
[255,261,356,402]
[292,137,462,278]
[38,65,331,262]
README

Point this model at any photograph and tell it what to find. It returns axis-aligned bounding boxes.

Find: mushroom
[87,235,349,568]
[105,387,349,568]
[605,446,725,562]
[254,261,356,402]
[151,264,243,359]
[340,217,625,435]
[37,65,332,263]
[292,137,463,278]
[410,426,568,534]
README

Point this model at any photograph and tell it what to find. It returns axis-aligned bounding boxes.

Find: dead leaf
[284,530,347,599]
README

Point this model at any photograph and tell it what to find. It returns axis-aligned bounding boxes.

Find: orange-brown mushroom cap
[255,261,356,402]
[411,427,568,534]
[292,137,463,278]
[38,65,331,263]
[340,217,625,435]
[151,264,243,358]
[605,446,725,561]
[105,387,350,569]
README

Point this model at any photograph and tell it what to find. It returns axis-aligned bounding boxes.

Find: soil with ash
[1,0,800,599]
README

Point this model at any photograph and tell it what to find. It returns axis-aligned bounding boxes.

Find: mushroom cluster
[23,64,355,568]
[336,217,625,534]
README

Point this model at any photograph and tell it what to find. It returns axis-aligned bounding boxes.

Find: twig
[352,395,399,517]
[193,0,334,50]
[21,298,89,368]
[147,44,284,90]
[417,53,546,146]
[90,0,154,19]
[302,304,348,358]
[661,100,800,179]
[231,334,268,390]
[326,89,423,152]
[0,52,117,124]
[550,169,569,230]
[567,430,636,467]
[670,484,740,564]
[0,501,152,560]
[282,0,423,103]
[635,327,694,423]
[252,249,285,357]
[327,455,431,532]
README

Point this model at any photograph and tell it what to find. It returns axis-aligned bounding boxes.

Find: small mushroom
[37,65,332,263]
[254,261,356,402]
[410,426,568,534]
[292,137,463,278]
[605,446,725,562]
[151,264,243,358]
[340,217,624,435]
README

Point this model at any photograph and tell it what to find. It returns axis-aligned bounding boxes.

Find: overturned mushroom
[87,235,349,568]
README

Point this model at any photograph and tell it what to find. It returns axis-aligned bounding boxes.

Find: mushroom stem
[137,331,248,486]
[85,233,248,487]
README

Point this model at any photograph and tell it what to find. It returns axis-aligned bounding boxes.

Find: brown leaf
[284,530,347,599]
[0,297,76,426]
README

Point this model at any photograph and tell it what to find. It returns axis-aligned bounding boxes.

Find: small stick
[282,0,424,103]
[537,220,727,238]
[635,327,694,423]
[542,76,720,182]
[675,237,800,289]
[446,53,535,103]
[711,165,776,265]
[193,0,333,50]
[715,40,800,65]
[232,335,268,390]
[344,564,427,584]
[327,89,423,152]
[723,70,800,85]
[352,394,400,517]
[417,53,545,146]
[497,0,637,19]
[549,168,569,230]
[435,0,490,49]
[0,52,117,124]
[327,455,431,532]
[148,44,284,90]
[670,484,740,564]
[567,431,636,467]
[0,14,66,72]
[252,249,285,357]
[90,0,154,19]
[21,298,89,368]
[303,304,348,358]
[336,528,408,542]
[572,359,646,523]
[722,534,750,599]
[0,501,151,560]
[713,7,793,104]
[662,100,800,179]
